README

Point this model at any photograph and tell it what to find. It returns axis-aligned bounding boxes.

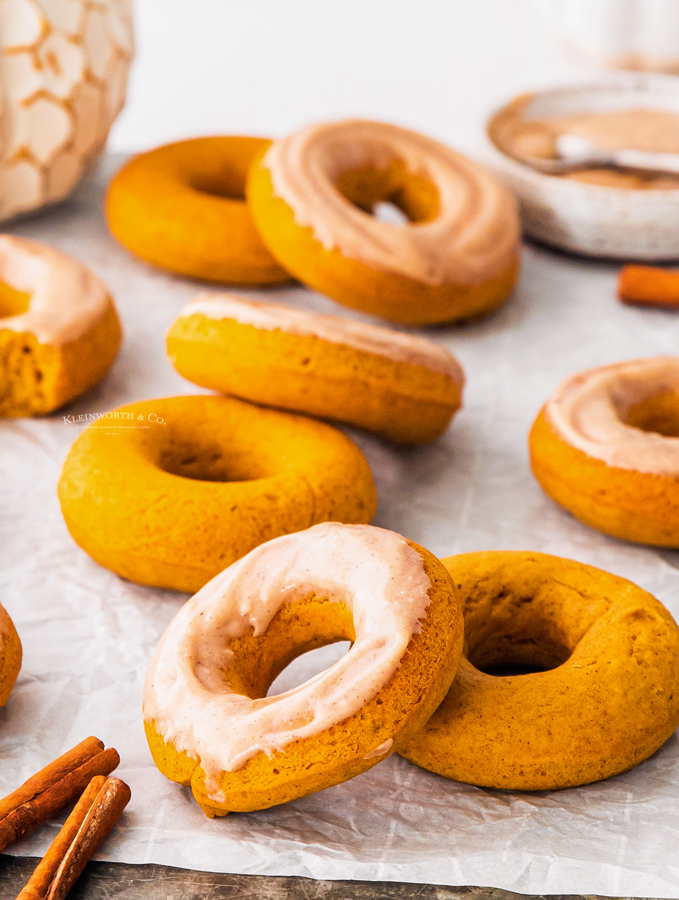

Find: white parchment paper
[2,157,679,896]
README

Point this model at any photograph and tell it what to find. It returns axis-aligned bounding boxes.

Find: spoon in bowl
[526,134,679,175]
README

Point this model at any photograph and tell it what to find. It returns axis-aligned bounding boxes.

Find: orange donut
[106,137,290,285]
[58,395,377,593]
[0,602,21,708]
[143,523,464,816]
[400,550,679,790]
[247,119,521,325]
[0,235,121,417]
[167,293,465,444]
[530,357,679,546]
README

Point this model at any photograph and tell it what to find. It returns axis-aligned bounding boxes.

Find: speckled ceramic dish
[486,73,679,260]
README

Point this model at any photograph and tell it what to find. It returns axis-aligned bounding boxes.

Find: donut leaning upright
[247,119,521,325]
[144,523,464,815]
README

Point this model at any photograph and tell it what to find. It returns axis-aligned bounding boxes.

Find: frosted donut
[106,137,290,285]
[143,522,464,816]
[246,119,521,325]
[57,395,377,593]
[0,236,121,417]
[400,551,679,790]
[167,293,465,444]
[0,603,21,708]
[530,357,679,546]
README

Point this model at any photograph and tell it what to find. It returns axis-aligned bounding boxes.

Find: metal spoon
[525,134,679,175]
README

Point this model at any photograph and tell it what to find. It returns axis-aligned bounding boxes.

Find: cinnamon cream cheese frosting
[490,97,679,190]
[143,522,432,798]
[263,119,520,286]
[0,235,111,345]
[545,357,679,474]
[178,293,465,381]
[363,738,393,760]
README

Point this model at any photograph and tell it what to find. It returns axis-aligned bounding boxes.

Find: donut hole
[225,595,356,699]
[337,160,440,225]
[467,631,572,676]
[465,590,574,677]
[189,173,245,201]
[155,436,272,483]
[625,390,679,438]
[0,281,30,319]
[267,642,352,696]
[186,157,250,201]
[373,202,410,226]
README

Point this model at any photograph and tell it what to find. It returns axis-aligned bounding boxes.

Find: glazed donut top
[263,119,520,286]
[545,357,679,475]
[143,522,432,796]
[177,293,465,381]
[0,235,110,345]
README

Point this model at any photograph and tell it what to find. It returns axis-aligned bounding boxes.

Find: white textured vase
[532,0,679,72]
[0,0,134,222]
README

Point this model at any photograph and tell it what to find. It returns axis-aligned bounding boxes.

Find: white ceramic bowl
[486,73,679,260]
[531,0,679,73]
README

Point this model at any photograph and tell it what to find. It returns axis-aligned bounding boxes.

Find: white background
[109,0,595,156]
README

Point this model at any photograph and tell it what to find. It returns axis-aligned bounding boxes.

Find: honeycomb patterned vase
[0,0,134,222]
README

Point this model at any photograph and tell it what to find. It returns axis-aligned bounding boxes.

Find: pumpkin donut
[0,235,121,417]
[167,293,465,444]
[530,357,679,546]
[143,522,464,816]
[400,550,679,791]
[246,119,521,325]
[106,137,290,285]
[0,603,21,708]
[57,395,377,593]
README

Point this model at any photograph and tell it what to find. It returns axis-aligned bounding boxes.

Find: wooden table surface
[0,857,652,900]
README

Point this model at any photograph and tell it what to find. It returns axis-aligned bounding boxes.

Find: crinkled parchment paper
[2,158,679,896]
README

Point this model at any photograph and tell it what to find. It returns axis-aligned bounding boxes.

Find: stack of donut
[107,119,522,326]
[143,522,679,816]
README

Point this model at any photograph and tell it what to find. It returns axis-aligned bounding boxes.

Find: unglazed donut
[0,602,21,708]
[0,236,121,417]
[400,550,679,790]
[246,119,521,325]
[530,357,679,546]
[167,293,465,444]
[106,137,290,285]
[58,395,377,593]
[143,522,464,815]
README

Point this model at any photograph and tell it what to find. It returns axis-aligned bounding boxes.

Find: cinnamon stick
[618,264,679,308]
[15,777,106,900]
[0,748,119,853]
[44,777,131,900]
[0,738,103,822]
